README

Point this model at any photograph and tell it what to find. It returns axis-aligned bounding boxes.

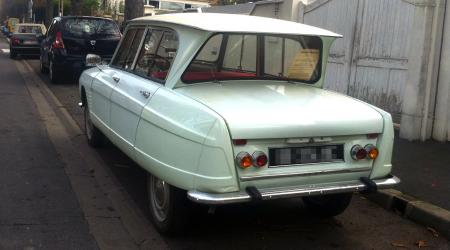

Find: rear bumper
[53,54,112,75]
[187,175,400,205]
[11,46,40,54]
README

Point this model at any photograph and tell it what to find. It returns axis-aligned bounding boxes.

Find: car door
[109,27,178,158]
[89,28,140,135]
[109,27,151,156]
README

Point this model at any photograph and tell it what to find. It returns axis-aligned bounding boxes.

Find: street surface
[0,37,448,249]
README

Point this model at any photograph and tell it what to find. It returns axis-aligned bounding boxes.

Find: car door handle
[112,76,120,82]
[140,90,151,99]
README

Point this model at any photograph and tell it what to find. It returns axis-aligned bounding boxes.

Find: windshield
[63,18,120,38]
[16,25,43,34]
[182,33,322,84]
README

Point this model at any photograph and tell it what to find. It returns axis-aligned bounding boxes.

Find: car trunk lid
[175,81,384,139]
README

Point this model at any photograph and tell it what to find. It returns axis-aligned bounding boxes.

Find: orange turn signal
[236,152,253,168]
[364,144,379,160]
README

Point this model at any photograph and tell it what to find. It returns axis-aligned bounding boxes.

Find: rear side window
[63,18,120,38]
[133,29,178,82]
[111,28,145,70]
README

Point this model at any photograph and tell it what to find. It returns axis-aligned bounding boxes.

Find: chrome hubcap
[149,175,170,222]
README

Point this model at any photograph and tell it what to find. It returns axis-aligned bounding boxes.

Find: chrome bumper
[187,175,400,205]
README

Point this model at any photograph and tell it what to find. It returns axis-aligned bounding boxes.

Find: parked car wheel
[147,174,189,235]
[84,101,104,147]
[9,49,16,59]
[302,193,353,217]
[49,60,60,83]
[40,55,49,74]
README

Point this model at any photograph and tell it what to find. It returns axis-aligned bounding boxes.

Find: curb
[365,189,450,239]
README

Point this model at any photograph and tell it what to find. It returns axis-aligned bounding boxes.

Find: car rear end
[10,25,45,56]
[52,17,120,77]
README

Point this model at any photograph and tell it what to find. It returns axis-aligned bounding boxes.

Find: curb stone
[365,189,450,240]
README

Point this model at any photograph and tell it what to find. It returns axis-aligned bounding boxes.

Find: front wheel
[302,193,353,217]
[84,102,104,147]
[147,174,189,235]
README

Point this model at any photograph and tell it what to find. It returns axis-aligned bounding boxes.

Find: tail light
[52,31,65,49]
[236,152,253,168]
[351,145,367,160]
[12,38,20,45]
[252,151,268,167]
[364,144,379,160]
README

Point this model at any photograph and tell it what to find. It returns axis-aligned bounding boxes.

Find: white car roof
[133,13,342,37]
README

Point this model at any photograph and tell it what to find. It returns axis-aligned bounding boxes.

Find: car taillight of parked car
[236,151,268,168]
[52,31,65,49]
[351,144,378,160]
[12,38,20,45]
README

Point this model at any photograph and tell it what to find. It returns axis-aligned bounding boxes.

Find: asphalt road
[1,37,449,249]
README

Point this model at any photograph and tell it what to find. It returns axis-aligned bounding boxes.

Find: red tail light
[351,145,367,160]
[12,38,20,45]
[53,31,65,49]
[252,151,268,167]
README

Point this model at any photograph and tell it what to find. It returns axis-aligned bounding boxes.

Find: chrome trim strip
[187,175,400,205]
[268,160,345,168]
[240,167,371,181]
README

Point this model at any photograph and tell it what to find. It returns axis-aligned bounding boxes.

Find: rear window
[63,18,120,38]
[16,25,43,34]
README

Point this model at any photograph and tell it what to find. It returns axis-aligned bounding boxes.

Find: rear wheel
[9,48,16,59]
[84,101,104,147]
[40,55,49,74]
[49,60,60,83]
[147,174,189,235]
[302,193,353,217]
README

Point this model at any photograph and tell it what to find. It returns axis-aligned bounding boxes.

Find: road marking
[1,49,9,53]
[17,60,169,250]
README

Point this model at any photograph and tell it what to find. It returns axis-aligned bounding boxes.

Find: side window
[111,28,145,70]
[134,29,178,82]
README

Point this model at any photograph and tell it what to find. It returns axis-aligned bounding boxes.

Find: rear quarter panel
[134,87,239,192]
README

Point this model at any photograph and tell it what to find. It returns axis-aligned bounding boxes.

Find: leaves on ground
[391,242,407,248]
[415,240,428,248]
[426,227,439,237]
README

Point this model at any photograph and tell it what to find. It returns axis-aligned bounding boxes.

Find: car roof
[133,13,341,37]
[55,16,114,21]
[16,23,45,26]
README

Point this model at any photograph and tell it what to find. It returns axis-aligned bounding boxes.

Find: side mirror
[86,54,102,67]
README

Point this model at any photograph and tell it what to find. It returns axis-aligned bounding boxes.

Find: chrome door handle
[112,76,120,82]
[140,90,151,99]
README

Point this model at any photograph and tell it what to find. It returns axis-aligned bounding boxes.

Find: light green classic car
[79,13,400,234]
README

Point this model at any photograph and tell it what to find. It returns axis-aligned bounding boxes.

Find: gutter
[420,0,444,141]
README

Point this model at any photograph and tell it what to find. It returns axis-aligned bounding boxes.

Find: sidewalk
[0,42,98,249]
[392,131,450,211]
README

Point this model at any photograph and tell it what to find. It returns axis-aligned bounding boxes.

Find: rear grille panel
[269,144,344,167]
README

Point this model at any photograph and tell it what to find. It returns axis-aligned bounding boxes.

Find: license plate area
[269,145,344,167]
[23,40,37,45]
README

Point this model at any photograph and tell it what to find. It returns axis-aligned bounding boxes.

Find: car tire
[84,101,104,147]
[147,174,189,235]
[302,193,353,217]
[40,55,49,74]
[49,60,60,83]
[9,49,16,59]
